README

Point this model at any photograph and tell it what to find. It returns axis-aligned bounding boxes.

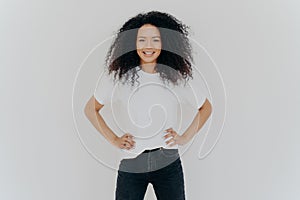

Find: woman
[84,11,212,200]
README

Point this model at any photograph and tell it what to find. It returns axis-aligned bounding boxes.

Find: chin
[139,55,160,64]
[141,58,158,63]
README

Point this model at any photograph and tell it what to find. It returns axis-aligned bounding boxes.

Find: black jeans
[115,147,185,200]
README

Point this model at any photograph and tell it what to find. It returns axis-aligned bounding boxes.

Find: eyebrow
[137,36,161,38]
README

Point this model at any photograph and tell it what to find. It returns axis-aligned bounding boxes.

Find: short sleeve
[177,78,207,110]
[93,71,115,105]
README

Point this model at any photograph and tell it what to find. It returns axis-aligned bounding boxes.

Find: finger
[120,142,126,149]
[125,138,135,146]
[126,140,135,149]
[165,129,177,136]
[124,133,131,138]
[124,135,135,141]
[121,141,131,149]
[122,135,131,142]
[163,132,173,139]
[166,138,176,146]
[164,127,173,132]
[125,143,132,150]
[169,129,177,135]
[124,137,135,145]
[165,137,174,144]
[125,134,135,141]
[166,131,177,138]
[126,137,135,143]
[173,135,178,141]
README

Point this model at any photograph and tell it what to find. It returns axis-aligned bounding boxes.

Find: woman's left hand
[163,128,188,147]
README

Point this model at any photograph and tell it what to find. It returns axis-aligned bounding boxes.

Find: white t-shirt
[94,66,207,159]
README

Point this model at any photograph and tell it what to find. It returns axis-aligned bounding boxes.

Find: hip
[118,147,181,173]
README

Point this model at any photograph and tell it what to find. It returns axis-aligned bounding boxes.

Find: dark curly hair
[105,10,195,87]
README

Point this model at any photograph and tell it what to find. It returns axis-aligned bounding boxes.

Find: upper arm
[85,95,104,113]
[198,98,212,112]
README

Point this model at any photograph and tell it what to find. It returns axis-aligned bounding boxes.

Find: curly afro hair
[105,10,195,87]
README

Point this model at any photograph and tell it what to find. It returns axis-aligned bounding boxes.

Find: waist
[142,147,163,153]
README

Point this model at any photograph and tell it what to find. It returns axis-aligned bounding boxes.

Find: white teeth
[143,51,154,55]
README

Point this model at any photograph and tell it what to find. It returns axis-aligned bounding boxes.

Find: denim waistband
[118,147,180,173]
[142,147,162,153]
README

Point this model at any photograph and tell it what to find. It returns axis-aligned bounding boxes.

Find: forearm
[182,102,212,142]
[85,109,118,146]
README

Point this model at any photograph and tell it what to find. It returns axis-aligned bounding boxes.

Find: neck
[140,63,157,73]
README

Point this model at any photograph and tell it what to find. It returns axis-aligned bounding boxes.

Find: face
[136,24,162,66]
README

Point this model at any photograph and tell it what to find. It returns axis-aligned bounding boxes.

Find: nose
[144,39,154,48]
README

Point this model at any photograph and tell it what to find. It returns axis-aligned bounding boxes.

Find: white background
[1,0,300,199]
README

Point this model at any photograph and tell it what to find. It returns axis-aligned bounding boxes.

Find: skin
[136,24,162,73]
[84,24,212,150]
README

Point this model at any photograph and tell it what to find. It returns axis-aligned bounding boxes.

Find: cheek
[136,42,141,51]
[153,44,162,50]
[156,49,162,56]
[156,41,162,49]
[136,49,143,57]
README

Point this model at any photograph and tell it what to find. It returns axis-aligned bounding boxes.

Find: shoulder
[98,70,118,84]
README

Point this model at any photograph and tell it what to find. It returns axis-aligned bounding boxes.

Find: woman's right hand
[113,133,136,150]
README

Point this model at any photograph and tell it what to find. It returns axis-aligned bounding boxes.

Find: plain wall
[1,0,299,199]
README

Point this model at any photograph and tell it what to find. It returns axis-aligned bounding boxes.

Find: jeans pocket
[161,148,179,158]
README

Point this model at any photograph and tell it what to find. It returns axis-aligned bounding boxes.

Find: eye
[153,39,160,42]
[138,39,145,42]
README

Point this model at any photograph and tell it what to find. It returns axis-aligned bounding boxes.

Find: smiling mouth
[143,51,155,56]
